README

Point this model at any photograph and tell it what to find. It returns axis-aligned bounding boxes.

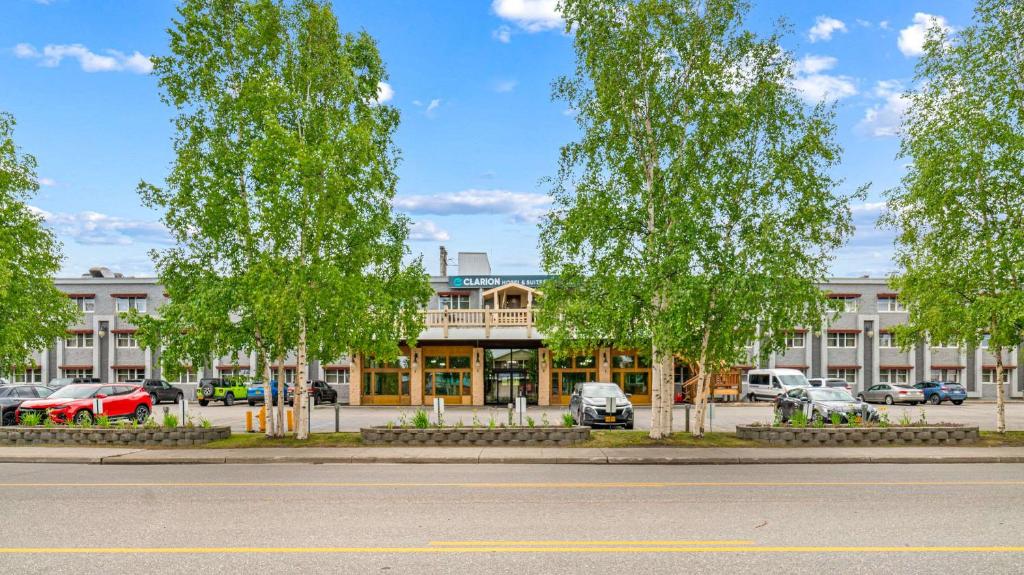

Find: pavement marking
[429,540,758,546]
[1,546,1024,554]
[0,480,1023,488]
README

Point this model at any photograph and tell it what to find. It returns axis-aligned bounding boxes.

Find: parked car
[807,377,853,392]
[913,381,967,405]
[569,382,634,429]
[775,386,877,424]
[47,377,100,389]
[196,377,249,406]
[308,380,338,405]
[17,384,152,425]
[246,380,294,406]
[131,379,186,405]
[858,384,925,405]
[0,385,56,426]
[745,368,811,402]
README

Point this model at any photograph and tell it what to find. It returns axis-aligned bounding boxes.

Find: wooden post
[349,354,362,406]
[410,347,424,406]
[538,348,551,406]
[485,308,492,339]
[472,347,485,406]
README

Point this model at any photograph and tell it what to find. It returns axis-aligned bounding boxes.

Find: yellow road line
[429,540,758,546]
[0,480,1022,488]
[0,546,1023,554]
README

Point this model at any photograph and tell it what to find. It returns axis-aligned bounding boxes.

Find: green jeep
[196,377,249,406]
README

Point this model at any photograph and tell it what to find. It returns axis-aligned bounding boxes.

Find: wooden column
[598,347,612,382]
[538,347,551,406]
[349,354,362,406]
[472,347,485,406]
[410,347,424,406]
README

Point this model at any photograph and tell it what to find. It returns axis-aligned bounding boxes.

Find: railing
[681,370,742,403]
[423,308,536,338]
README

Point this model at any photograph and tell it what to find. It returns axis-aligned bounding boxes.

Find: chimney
[439,245,448,277]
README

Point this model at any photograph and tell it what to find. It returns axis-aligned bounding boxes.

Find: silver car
[858,384,925,405]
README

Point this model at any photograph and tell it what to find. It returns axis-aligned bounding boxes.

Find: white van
[745,368,811,402]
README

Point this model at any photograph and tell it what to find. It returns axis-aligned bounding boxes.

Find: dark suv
[308,380,339,405]
[131,379,186,405]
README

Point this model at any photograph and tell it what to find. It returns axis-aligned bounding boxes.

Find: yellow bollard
[258,406,266,433]
[245,411,253,433]
[287,409,294,432]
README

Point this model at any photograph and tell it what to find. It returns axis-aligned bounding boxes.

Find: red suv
[17,384,152,425]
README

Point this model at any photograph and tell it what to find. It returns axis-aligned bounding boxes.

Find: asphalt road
[169,400,1024,432]
[0,462,1022,574]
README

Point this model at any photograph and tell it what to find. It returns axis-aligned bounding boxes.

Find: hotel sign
[448,275,554,289]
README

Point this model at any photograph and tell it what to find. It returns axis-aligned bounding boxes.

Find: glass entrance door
[484,348,538,405]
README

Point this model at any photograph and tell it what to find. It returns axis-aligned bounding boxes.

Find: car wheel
[150,392,159,405]
[952,400,964,405]
[175,393,183,404]
[857,394,865,402]
[224,393,234,406]
[134,404,150,423]
[74,410,93,425]
[812,411,826,426]
[2,412,15,426]
[313,394,320,406]
[199,400,209,407]
[747,393,757,403]
[625,421,634,430]
[884,395,894,405]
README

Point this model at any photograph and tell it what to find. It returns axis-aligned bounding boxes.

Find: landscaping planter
[0,426,231,447]
[736,425,979,446]
[361,426,590,446]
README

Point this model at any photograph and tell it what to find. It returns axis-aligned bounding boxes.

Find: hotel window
[65,332,94,348]
[424,350,472,398]
[62,368,93,379]
[438,294,471,310]
[115,296,147,313]
[827,332,857,348]
[878,296,905,312]
[832,297,859,313]
[114,368,145,382]
[551,354,598,402]
[827,368,857,384]
[878,332,894,348]
[784,332,805,349]
[70,296,95,312]
[879,369,909,385]
[115,332,139,348]
[12,368,43,383]
[982,368,1012,384]
[176,368,199,384]
[980,334,991,349]
[218,367,249,377]
[931,339,958,349]
[611,350,651,397]
[325,369,349,385]
[930,368,960,383]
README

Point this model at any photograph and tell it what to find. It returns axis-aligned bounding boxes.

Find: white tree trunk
[295,318,309,440]
[657,353,673,437]
[996,348,1006,434]
[276,360,286,437]
[261,353,275,438]
[691,327,713,438]
[650,344,664,439]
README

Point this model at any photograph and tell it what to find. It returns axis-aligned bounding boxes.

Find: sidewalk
[2,445,1024,465]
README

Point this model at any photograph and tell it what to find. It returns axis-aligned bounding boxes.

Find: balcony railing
[424,308,536,338]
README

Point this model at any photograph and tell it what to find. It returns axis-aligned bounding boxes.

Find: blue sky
[0,0,976,278]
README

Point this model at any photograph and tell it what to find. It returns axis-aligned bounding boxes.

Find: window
[785,332,805,349]
[832,297,858,313]
[827,368,857,384]
[12,368,43,383]
[980,334,991,349]
[176,368,198,384]
[424,350,472,397]
[62,368,93,378]
[65,332,94,348]
[438,294,471,310]
[827,332,857,348]
[879,369,909,384]
[325,369,349,385]
[115,296,147,313]
[931,339,958,349]
[115,332,138,348]
[982,368,1012,384]
[930,368,960,383]
[70,296,95,312]
[114,368,145,382]
[878,332,894,348]
[611,350,650,396]
[878,296,905,312]
[551,354,598,400]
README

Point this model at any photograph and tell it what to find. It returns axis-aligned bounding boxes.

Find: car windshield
[582,385,625,398]
[48,385,98,399]
[807,388,855,402]
[778,375,810,387]
[0,387,12,397]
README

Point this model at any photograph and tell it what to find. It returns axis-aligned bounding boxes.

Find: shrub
[562,412,574,428]
[412,409,430,429]
[878,411,890,428]
[19,412,41,427]
[846,414,860,428]
[541,412,550,427]
[95,415,111,428]
[162,413,179,428]
[830,412,842,427]
[899,411,912,427]
[526,416,536,428]
[199,418,212,429]
[143,416,159,429]
[790,409,808,428]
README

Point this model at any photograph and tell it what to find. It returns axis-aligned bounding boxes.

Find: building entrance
[484,348,538,405]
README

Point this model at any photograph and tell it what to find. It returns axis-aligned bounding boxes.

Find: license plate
[604,415,616,423]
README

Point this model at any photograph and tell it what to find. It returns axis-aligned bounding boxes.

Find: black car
[775,387,878,424]
[308,380,338,405]
[130,379,186,405]
[0,385,56,426]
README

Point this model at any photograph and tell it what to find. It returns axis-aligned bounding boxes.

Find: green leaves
[0,111,80,370]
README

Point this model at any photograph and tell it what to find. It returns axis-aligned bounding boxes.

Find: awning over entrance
[482,282,539,310]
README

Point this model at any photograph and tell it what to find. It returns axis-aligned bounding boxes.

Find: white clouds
[492,0,561,33]
[14,43,152,74]
[898,13,952,57]
[375,81,394,104]
[493,79,518,93]
[426,98,441,115]
[789,54,857,103]
[492,25,512,44]
[37,177,57,187]
[879,21,891,31]
[394,189,552,224]
[408,220,450,242]
[30,206,171,246]
[858,80,910,138]
[808,16,847,43]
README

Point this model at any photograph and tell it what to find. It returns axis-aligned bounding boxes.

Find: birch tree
[140,0,431,439]
[884,0,1024,433]
[538,0,859,438]
[0,112,79,372]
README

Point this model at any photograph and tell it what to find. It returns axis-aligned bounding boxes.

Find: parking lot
[163,399,1024,433]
